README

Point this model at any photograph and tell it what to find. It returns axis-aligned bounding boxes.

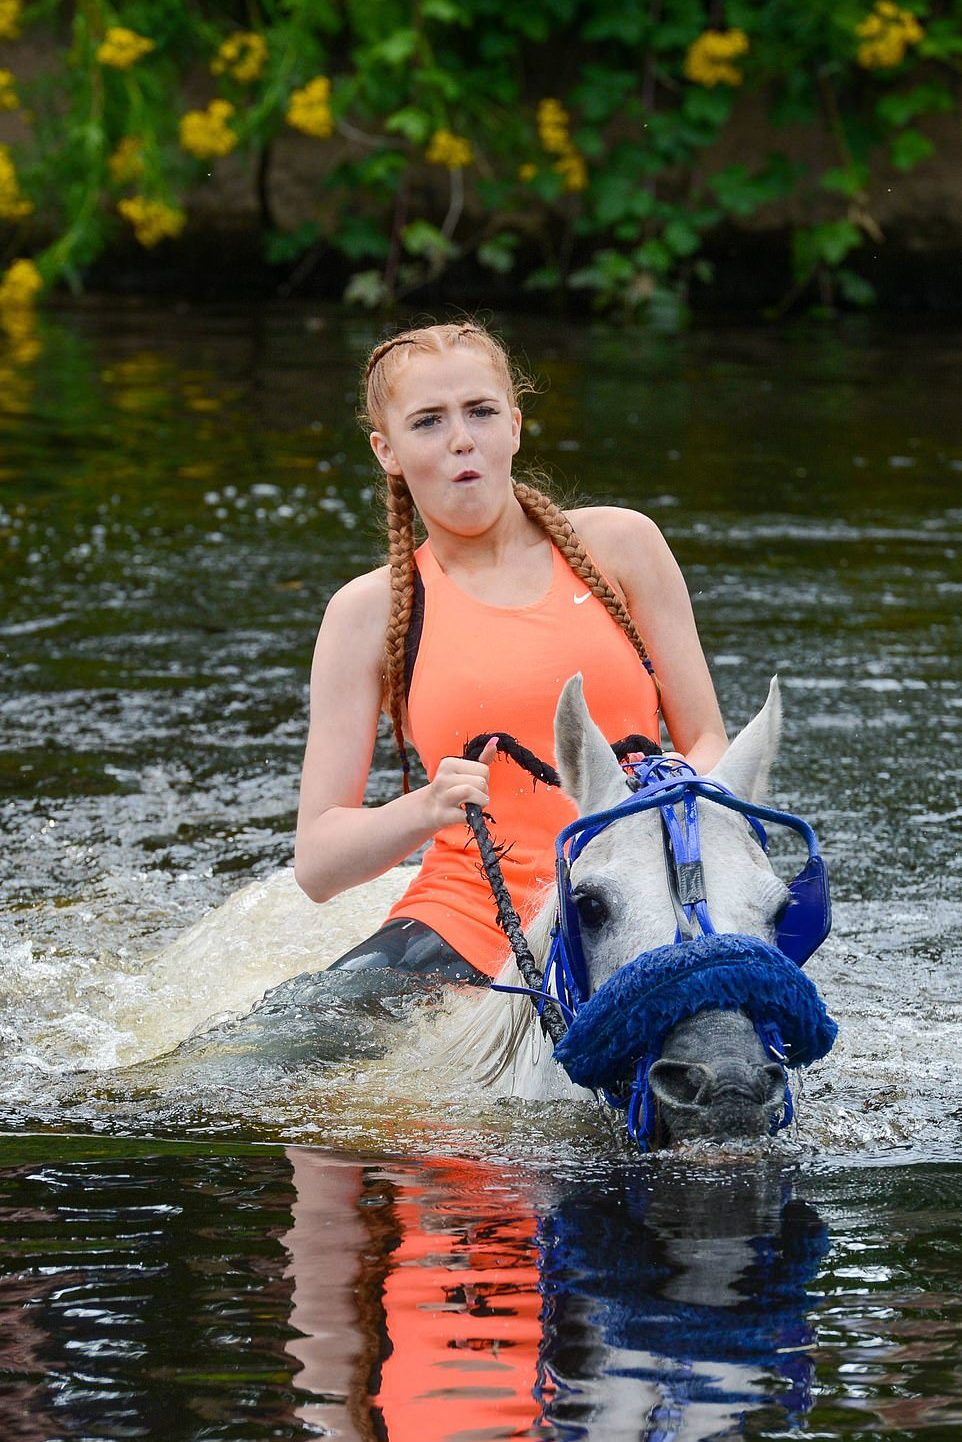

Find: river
[1,303,960,1439]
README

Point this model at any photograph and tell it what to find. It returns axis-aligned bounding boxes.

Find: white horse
[421,674,809,1144]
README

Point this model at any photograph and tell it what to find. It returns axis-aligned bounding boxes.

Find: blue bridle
[525,756,833,1145]
[547,755,832,1015]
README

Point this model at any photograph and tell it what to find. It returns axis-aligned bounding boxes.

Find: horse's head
[549,675,836,1147]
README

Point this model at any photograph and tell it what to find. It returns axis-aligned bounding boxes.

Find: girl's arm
[294,569,496,902]
[572,507,729,773]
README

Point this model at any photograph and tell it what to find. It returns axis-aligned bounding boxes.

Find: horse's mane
[422,885,562,1094]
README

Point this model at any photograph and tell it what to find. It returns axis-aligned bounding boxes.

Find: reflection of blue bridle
[549,756,832,1015]
[535,757,835,1146]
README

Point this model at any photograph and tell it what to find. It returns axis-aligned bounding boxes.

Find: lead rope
[460,731,661,1049]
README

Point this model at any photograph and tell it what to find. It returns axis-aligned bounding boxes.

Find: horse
[86,676,834,1152]
[422,675,837,1149]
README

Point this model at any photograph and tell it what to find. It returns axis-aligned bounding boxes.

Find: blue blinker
[775,852,831,966]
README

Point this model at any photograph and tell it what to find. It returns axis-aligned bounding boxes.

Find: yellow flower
[0,257,42,313]
[1,328,41,370]
[534,100,585,192]
[518,162,538,183]
[211,31,268,84]
[0,0,21,41]
[117,196,186,248]
[286,77,334,139]
[425,128,473,169]
[0,69,19,111]
[683,29,750,87]
[96,27,155,70]
[554,150,588,193]
[0,258,42,356]
[537,98,571,155]
[0,144,33,219]
[179,100,237,159]
[108,136,145,185]
[856,2,923,68]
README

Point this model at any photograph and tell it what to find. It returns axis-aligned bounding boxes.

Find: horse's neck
[432,898,578,1101]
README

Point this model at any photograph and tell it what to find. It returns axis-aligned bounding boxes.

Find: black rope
[464,801,567,1045]
[461,728,662,1048]
[462,732,560,785]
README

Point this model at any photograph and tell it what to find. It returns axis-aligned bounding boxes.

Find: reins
[460,731,661,1046]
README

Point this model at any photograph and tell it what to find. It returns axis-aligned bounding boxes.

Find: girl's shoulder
[565,504,672,599]
[565,503,663,555]
[317,565,392,655]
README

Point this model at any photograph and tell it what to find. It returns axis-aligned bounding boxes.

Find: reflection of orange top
[387,540,660,975]
[376,1169,543,1442]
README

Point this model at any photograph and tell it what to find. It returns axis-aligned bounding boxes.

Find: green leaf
[524,265,562,291]
[401,218,456,261]
[335,213,391,262]
[662,216,701,257]
[417,65,462,101]
[793,219,862,279]
[477,233,518,274]
[708,164,768,217]
[580,10,650,44]
[371,28,419,65]
[571,65,639,124]
[834,267,876,308]
[421,0,465,21]
[264,222,319,265]
[633,237,672,275]
[385,106,432,144]
[819,164,870,198]
[343,269,391,308]
[877,83,953,129]
[681,87,735,131]
[918,19,962,59]
[890,128,935,172]
[592,174,656,227]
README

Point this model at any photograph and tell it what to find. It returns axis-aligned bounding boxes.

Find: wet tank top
[386,539,660,976]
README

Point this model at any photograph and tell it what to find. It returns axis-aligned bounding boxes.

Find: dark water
[1,303,961,1438]
[1,1138,961,1441]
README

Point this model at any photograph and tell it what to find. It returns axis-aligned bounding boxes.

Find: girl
[294,322,727,983]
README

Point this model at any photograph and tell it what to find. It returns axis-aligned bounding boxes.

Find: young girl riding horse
[294,321,728,982]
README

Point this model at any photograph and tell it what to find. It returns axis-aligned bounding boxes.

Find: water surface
[1,304,960,1438]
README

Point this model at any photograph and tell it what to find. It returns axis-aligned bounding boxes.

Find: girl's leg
[328,918,488,985]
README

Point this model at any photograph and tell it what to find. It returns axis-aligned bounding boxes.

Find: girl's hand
[423,736,499,830]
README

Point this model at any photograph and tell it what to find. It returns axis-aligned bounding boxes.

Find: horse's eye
[574,891,609,930]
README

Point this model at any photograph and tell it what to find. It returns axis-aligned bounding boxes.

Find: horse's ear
[554,674,628,814]
[708,676,782,803]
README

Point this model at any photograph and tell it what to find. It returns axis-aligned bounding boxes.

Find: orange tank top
[386,540,660,975]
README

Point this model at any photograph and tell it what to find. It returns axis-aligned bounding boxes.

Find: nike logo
[573,591,590,604]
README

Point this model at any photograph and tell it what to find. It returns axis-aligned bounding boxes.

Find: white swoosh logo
[573,591,590,604]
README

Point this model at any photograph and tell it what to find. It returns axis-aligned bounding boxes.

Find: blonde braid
[513,479,661,697]
[383,474,418,792]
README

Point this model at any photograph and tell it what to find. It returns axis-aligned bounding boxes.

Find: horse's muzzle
[648,1056,786,1139]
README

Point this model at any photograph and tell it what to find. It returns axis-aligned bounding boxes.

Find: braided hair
[362,322,659,790]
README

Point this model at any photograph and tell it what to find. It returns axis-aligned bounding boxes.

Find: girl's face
[369,348,522,536]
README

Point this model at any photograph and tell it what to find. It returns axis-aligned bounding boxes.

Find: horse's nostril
[761,1062,787,1105]
[648,1059,714,1109]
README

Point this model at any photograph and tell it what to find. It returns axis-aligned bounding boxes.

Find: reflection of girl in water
[294,322,726,980]
[282,1154,829,1441]
[283,1150,544,1441]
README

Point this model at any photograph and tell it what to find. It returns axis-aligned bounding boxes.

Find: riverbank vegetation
[1,0,960,343]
